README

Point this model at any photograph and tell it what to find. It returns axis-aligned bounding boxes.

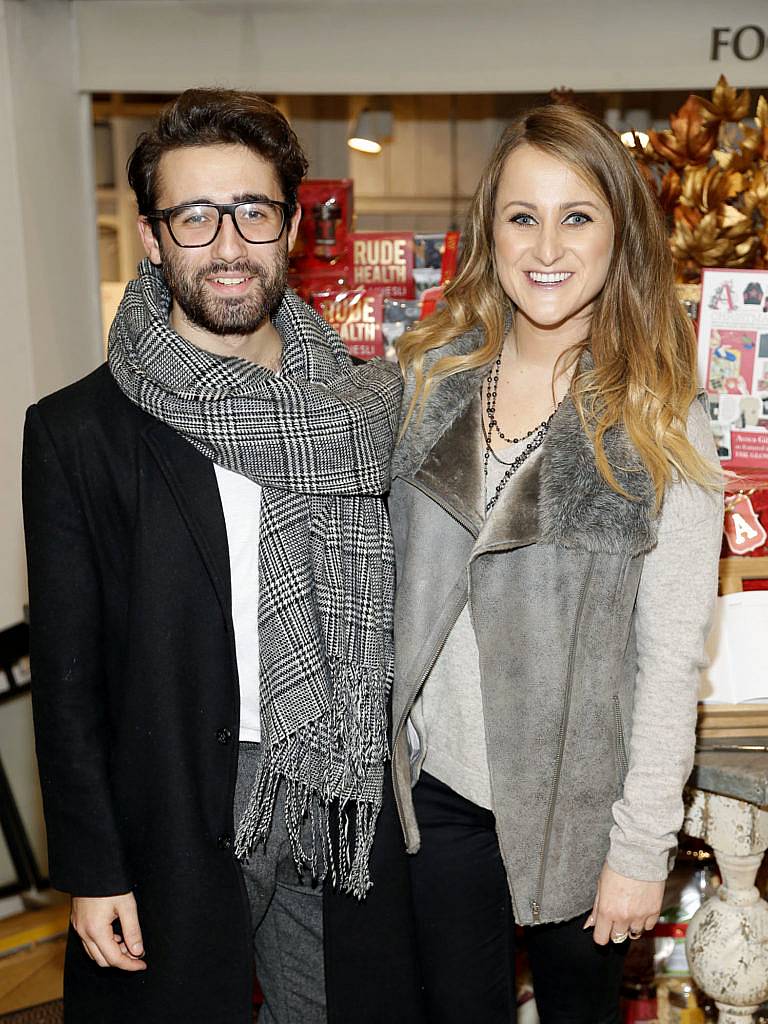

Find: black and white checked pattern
[109,261,400,895]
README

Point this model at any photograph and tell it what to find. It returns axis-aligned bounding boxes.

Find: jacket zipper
[467,556,525,923]
[612,694,629,778]
[530,553,596,924]
[400,475,480,537]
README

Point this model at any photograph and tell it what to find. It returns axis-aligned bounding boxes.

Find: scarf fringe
[330,659,389,788]
[234,660,389,898]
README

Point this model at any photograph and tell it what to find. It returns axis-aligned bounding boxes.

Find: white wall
[8,1,102,400]
[0,0,102,888]
[0,3,35,637]
[0,0,101,632]
[74,0,768,94]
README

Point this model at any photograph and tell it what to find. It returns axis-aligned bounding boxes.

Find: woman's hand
[584,862,664,945]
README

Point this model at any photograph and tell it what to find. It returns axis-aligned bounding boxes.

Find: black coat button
[217,833,233,850]
[216,727,232,745]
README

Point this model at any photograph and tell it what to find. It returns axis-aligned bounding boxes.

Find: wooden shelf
[720,556,768,595]
[698,703,768,739]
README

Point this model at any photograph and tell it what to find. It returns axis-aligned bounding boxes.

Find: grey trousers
[234,742,326,1024]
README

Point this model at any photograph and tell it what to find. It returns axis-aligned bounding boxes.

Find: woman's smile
[525,270,574,286]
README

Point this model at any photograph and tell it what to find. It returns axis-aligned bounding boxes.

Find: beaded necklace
[483,350,560,513]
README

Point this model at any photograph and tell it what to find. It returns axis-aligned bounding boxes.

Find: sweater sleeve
[607,400,723,880]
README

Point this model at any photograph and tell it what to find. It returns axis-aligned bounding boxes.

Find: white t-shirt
[214,464,262,743]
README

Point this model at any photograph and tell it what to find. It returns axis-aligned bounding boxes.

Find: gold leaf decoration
[681,166,744,212]
[670,206,757,269]
[705,75,751,122]
[658,170,683,214]
[755,95,768,161]
[648,96,720,169]
[631,76,768,280]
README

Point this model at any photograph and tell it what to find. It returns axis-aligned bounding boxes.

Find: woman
[388,105,723,1023]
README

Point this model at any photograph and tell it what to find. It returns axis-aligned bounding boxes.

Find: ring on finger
[629,928,643,940]
[611,930,628,944]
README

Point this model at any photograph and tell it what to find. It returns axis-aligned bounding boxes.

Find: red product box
[289,266,350,304]
[312,289,384,361]
[289,179,353,301]
[350,232,415,299]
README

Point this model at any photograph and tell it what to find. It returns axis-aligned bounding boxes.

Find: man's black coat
[23,365,254,1023]
[23,362,427,1024]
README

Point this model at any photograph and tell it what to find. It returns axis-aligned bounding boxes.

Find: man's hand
[71,893,147,971]
[584,862,664,946]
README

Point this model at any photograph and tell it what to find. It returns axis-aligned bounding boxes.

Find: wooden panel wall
[281,93,507,233]
[349,94,500,232]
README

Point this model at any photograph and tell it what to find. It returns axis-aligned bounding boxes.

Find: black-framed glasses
[146,200,290,248]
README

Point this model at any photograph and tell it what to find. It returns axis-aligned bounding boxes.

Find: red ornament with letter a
[723,493,768,556]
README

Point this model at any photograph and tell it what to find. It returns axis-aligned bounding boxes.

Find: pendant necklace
[483,349,560,513]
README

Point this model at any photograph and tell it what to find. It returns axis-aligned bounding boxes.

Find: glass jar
[666,978,713,1024]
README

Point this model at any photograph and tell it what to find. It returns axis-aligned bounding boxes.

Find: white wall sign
[73,0,768,95]
[711,25,768,62]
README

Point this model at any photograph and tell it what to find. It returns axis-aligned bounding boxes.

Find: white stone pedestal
[683,789,768,1023]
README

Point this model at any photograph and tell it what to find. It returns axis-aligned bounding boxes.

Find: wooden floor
[0,902,68,1015]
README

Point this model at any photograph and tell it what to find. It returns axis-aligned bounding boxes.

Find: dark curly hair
[127,88,308,219]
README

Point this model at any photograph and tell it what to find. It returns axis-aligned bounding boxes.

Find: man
[22,89,402,1024]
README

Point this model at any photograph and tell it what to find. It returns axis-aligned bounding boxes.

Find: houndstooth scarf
[108,260,400,896]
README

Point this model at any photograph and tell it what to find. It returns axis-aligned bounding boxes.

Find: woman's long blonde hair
[398,104,716,504]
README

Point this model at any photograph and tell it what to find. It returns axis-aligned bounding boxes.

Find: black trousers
[410,771,626,1024]
[324,770,429,1023]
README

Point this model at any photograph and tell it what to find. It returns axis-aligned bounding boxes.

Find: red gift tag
[724,494,768,555]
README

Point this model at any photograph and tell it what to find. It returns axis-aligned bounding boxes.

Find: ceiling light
[348,108,393,155]
[620,130,650,149]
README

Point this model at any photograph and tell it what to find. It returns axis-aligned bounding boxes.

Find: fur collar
[391,322,488,481]
[393,326,658,556]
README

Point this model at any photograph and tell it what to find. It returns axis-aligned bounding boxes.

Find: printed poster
[697,269,768,469]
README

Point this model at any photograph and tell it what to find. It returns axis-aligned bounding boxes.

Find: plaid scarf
[108,260,400,896]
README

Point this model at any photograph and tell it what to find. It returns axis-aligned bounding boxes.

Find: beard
[159,242,289,337]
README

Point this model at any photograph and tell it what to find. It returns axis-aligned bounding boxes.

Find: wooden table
[683,745,768,1022]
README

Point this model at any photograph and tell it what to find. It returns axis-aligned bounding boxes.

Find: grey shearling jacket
[389,327,711,927]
